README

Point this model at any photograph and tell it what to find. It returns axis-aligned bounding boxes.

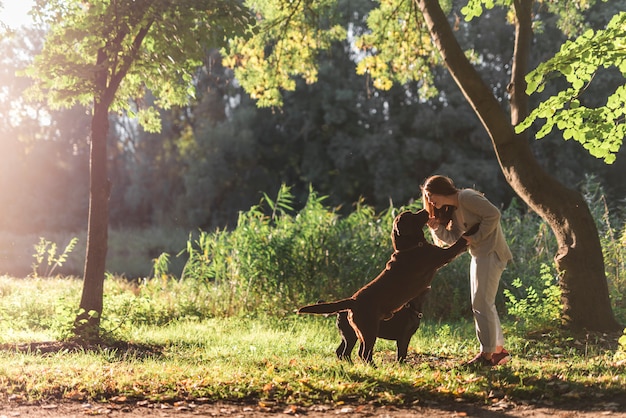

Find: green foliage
[151,252,171,280]
[460,0,503,22]
[461,0,604,35]
[26,0,254,130]
[617,329,626,362]
[31,236,78,278]
[152,179,626,326]
[0,276,81,341]
[354,0,440,96]
[517,11,626,164]
[176,184,411,315]
[504,264,563,331]
[222,0,346,107]
[223,0,608,109]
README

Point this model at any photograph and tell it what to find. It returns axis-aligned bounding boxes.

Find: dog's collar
[395,241,425,253]
[404,302,423,318]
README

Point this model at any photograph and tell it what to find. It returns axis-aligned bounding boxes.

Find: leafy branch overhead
[222,0,346,108]
[516,12,626,164]
[25,0,254,132]
[222,0,442,107]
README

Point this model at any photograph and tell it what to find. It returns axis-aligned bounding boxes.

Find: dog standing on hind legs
[298,209,476,364]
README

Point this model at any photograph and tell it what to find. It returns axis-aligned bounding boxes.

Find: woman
[421,175,512,367]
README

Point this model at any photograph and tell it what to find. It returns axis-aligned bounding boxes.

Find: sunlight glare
[0,0,34,30]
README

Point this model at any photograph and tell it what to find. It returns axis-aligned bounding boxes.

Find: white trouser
[470,251,506,353]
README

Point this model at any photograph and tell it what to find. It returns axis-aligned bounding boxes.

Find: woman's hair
[421,175,458,228]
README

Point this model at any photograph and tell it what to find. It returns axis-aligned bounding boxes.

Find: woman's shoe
[465,352,492,368]
[490,349,511,366]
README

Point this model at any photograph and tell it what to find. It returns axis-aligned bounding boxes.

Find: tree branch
[508,0,532,126]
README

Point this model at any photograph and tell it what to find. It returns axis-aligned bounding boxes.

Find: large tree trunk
[416,0,620,331]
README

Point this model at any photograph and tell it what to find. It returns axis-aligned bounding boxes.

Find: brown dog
[298,209,474,363]
[334,287,430,362]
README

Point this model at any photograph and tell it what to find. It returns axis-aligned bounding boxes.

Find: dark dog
[298,209,475,363]
[335,287,430,362]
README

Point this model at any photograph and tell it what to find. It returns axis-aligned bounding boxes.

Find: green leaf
[518,11,626,164]
[27,0,253,130]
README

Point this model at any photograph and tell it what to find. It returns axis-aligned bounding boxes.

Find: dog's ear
[393,211,410,236]
[393,217,400,237]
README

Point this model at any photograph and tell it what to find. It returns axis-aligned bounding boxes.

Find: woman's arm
[461,192,501,244]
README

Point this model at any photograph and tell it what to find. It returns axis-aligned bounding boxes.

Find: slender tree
[26,0,252,338]
[224,0,622,331]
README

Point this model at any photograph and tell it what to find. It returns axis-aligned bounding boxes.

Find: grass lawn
[0,315,624,408]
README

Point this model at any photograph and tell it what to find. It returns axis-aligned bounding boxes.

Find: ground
[2,398,626,417]
[2,341,626,417]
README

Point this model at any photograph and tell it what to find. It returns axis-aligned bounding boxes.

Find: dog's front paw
[464,223,480,237]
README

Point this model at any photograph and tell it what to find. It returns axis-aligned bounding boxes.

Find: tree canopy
[23,0,255,336]
[224,0,624,165]
[26,0,253,131]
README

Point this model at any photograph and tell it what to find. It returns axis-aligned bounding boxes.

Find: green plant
[151,252,171,280]
[31,236,79,278]
[504,263,562,331]
[172,184,401,316]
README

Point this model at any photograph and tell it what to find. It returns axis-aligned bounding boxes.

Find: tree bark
[74,49,112,339]
[416,0,620,331]
[75,102,110,337]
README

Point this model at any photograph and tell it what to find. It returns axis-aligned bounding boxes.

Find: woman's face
[425,192,445,209]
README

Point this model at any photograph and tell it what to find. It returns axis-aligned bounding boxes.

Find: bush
[504,263,562,331]
[162,184,560,321]
[173,185,411,315]
[152,180,624,328]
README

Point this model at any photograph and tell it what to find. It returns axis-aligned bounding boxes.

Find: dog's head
[392,209,429,251]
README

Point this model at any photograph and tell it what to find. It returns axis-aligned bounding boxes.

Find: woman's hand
[427,216,439,229]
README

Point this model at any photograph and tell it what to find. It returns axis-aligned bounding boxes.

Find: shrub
[504,263,562,332]
[169,184,423,316]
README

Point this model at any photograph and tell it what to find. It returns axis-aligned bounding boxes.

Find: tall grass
[175,184,420,316]
[157,180,625,329]
[168,183,609,328]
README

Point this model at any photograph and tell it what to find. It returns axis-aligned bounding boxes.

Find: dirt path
[2,399,625,417]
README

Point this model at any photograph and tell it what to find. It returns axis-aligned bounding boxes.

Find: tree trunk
[74,51,112,339]
[416,0,621,331]
[72,24,151,339]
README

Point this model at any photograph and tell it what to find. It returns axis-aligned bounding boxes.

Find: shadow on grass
[0,340,164,360]
[0,328,624,416]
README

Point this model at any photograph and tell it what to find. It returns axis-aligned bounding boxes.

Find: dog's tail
[298,298,355,315]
